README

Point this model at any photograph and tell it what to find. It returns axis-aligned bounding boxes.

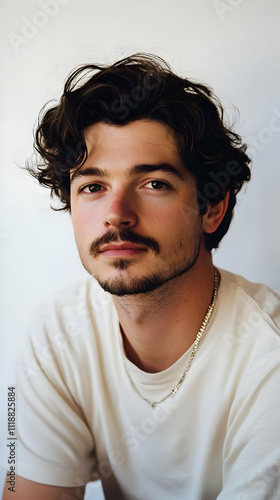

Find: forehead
[83,119,181,164]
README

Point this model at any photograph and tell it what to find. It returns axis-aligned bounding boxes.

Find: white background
[0,0,280,498]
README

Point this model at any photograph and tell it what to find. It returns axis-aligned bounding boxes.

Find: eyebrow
[71,166,107,184]
[128,163,184,181]
[70,162,185,184]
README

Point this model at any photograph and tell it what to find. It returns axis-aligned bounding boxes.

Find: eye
[80,184,103,194]
[144,180,170,190]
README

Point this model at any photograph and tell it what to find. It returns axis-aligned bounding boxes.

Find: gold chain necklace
[122,269,219,409]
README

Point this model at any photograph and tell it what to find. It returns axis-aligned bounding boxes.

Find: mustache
[89,228,160,257]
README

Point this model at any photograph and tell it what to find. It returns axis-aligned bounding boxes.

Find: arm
[15,306,98,491]
[2,474,85,500]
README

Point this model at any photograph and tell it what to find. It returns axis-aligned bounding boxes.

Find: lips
[99,242,147,257]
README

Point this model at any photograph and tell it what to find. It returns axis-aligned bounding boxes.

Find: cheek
[175,203,201,234]
[161,206,198,234]
[148,209,185,250]
[71,207,100,241]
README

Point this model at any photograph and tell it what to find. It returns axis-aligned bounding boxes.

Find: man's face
[70,119,204,296]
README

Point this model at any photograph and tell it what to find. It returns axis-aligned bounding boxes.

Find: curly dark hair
[28,53,251,251]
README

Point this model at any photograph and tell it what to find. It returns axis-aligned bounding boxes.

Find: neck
[113,250,217,373]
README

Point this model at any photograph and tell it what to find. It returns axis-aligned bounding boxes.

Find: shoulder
[19,277,115,382]
[214,268,280,377]
[32,276,112,320]
[218,267,280,334]
[27,276,113,338]
[214,271,280,446]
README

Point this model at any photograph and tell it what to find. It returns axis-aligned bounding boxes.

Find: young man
[4,54,280,499]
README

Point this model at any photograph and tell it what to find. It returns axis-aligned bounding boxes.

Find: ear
[202,191,230,234]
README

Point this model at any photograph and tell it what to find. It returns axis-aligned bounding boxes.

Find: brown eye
[144,180,169,190]
[84,184,102,193]
[151,181,165,189]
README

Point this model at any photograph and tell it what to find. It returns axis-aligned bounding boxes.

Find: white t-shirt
[16,268,280,499]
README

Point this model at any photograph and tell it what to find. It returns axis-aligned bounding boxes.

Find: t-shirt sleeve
[16,307,99,488]
[217,350,280,500]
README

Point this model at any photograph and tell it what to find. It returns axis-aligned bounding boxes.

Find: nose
[104,190,138,230]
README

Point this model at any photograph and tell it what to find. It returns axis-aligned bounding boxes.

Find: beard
[96,252,201,296]
[82,225,203,296]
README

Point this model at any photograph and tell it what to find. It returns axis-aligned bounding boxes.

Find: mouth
[99,242,147,257]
